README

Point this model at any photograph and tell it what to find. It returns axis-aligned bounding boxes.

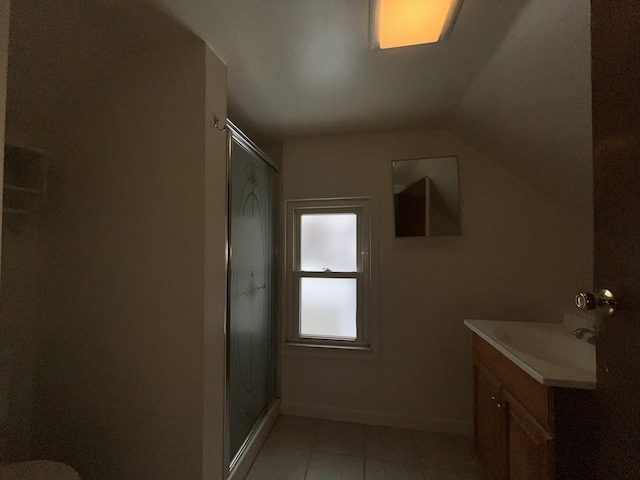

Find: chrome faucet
[573,327,597,345]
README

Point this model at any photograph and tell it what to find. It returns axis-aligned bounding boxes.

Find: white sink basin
[464,319,596,389]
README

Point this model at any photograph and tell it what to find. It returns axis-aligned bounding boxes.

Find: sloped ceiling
[6,0,592,211]
[6,0,198,128]
[445,0,592,211]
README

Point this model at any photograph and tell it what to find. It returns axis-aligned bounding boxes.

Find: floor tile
[365,425,420,465]
[251,417,484,480]
[314,420,366,457]
[365,459,424,480]
[422,468,484,480]
[415,431,480,473]
[265,415,320,450]
[305,451,364,480]
[245,445,311,480]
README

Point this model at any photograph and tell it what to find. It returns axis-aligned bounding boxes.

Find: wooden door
[474,361,508,480]
[591,1,640,478]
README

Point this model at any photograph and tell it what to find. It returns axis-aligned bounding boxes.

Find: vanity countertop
[464,319,596,390]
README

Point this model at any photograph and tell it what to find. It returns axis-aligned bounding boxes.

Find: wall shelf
[3,143,48,215]
[3,208,28,215]
[3,184,42,195]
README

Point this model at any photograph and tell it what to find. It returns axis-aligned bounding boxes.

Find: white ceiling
[149,0,593,211]
[6,0,593,211]
[149,0,530,140]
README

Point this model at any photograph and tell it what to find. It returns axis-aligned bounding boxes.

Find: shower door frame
[223,120,280,477]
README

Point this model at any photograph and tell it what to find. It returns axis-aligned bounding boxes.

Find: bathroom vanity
[465,320,598,480]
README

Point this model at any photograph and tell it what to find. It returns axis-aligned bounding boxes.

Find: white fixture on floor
[0,460,81,479]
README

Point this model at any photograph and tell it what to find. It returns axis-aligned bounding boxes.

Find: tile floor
[246,415,485,480]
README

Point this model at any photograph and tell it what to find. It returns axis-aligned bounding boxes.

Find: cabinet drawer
[473,334,552,432]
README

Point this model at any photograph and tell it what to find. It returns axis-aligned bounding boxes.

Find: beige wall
[31,43,228,479]
[280,129,592,434]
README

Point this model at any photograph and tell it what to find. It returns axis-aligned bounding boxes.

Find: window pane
[300,214,357,271]
[300,278,357,340]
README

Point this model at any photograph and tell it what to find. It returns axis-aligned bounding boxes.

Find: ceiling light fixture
[370,0,463,49]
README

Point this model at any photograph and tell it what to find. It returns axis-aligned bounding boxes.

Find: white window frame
[285,197,372,350]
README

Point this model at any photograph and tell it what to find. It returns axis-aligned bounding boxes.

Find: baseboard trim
[228,399,280,480]
[280,401,472,436]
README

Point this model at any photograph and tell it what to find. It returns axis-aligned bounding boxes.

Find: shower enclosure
[225,121,278,473]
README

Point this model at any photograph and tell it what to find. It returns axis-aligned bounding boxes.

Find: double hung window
[286,198,371,349]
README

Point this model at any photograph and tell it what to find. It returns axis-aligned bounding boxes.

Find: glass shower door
[227,132,276,465]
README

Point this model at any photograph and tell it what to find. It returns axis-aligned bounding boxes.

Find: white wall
[280,129,592,434]
[203,46,229,480]
[0,0,9,267]
[0,123,52,463]
[0,0,12,459]
[0,214,41,462]
[33,43,228,479]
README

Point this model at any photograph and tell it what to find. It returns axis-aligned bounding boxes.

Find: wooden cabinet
[506,391,554,480]
[474,362,507,480]
[473,334,597,480]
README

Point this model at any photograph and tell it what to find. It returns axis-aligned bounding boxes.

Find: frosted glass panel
[300,278,357,340]
[228,138,275,462]
[300,214,357,272]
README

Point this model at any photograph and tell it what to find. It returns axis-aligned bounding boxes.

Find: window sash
[293,205,366,273]
[293,271,364,344]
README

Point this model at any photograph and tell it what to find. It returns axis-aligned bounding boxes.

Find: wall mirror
[392,156,461,237]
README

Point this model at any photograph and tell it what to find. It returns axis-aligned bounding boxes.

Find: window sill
[283,341,378,361]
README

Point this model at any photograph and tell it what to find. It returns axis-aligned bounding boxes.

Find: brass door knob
[576,289,617,316]
[576,292,596,310]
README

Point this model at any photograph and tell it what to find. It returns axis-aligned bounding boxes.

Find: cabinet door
[474,361,508,480]
[507,393,554,480]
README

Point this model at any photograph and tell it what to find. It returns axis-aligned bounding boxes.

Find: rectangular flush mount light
[371,0,463,49]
